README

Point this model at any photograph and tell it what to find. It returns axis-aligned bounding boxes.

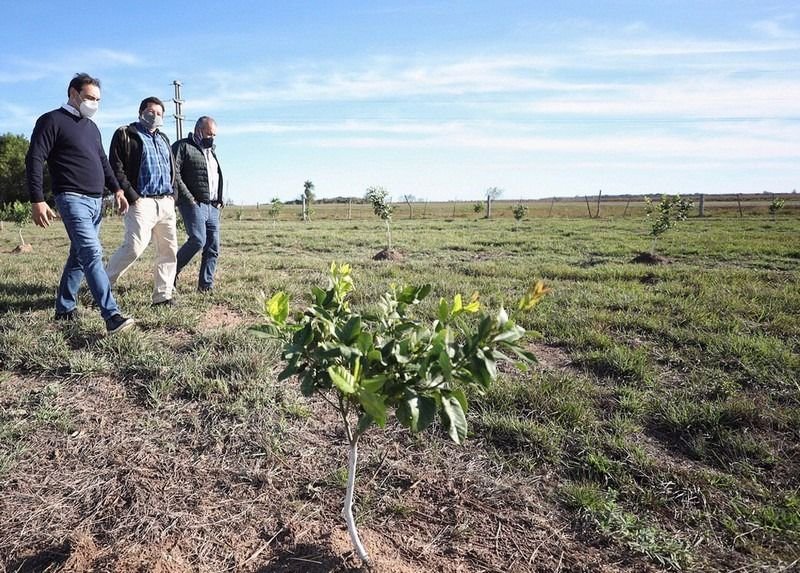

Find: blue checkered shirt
[136,124,172,196]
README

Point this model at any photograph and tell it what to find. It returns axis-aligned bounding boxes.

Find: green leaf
[451,388,468,413]
[299,371,316,396]
[452,293,463,314]
[361,375,387,393]
[396,285,420,304]
[417,284,432,301]
[476,315,493,342]
[278,355,300,381]
[355,413,374,438]
[438,298,449,323]
[441,394,468,444]
[328,365,356,394]
[356,332,373,355]
[367,349,383,365]
[396,396,417,430]
[483,352,497,381]
[417,395,437,431]
[504,344,538,364]
[337,315,362,344]
[266,292,290,324]
[311,285,327,305]
[248,324,281,338]
[397,392,437,432]
[438,351,452,380]
[492,323,525,343]
[357,388,387,427]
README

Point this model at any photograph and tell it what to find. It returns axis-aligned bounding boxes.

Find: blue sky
[2,1,798,203]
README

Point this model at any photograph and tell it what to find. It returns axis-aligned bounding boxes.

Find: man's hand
[32,202,56,228]
[114,190,129,214]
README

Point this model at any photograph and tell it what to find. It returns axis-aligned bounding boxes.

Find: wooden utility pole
[172,80,185,142]
[595,189,602,218]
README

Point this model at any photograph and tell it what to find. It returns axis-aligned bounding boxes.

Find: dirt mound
[373,248,404,261]
[11,243,33,254]
[631,251,670,265]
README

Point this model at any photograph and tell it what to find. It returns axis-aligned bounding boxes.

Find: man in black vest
[25,73,134,334]
[172,116,223,292]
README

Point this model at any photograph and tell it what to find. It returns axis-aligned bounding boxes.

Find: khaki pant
[106,196,178,303]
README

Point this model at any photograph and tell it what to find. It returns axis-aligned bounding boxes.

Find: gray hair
[195,116,216,130]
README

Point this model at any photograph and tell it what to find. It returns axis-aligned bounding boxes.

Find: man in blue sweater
[25,73,135,334]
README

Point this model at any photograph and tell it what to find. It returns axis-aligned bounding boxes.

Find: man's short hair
[139,96,166,114]
[195,116,216,130]
[68,73,100,96]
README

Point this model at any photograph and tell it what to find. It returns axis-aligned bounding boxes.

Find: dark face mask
[200,136,214,149]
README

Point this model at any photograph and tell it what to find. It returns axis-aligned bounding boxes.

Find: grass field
[1,202,798,572]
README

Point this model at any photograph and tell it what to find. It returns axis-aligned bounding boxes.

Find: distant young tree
[1,201,33,252]
[485,187,503,218]
[268,197,283,225]
[302,180,315,221]
[401,194,415,219]
[645,194,693,256]
[365,186,393,251]
[511,202,528,229]
[472,201,483,214]
[769,197,785,222]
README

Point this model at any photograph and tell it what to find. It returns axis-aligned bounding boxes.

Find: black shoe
[152,298,175,307]
[55,309,77,321]
[105,314,135,335]
[198,285,213,293]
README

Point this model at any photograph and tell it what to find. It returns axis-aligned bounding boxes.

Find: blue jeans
[176,202,220,289]
[55,192,120,320]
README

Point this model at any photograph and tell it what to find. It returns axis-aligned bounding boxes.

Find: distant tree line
[0,133,53,207]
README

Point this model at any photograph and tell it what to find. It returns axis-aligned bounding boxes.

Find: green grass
[0,208,798,571]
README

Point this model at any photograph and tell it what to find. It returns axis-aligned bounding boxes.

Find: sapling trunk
[18,229,25,246]
[385,220,392,251]
[343,435,369,563]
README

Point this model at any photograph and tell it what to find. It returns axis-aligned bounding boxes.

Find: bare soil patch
[528,342,573,371]
[1,373,652,572]
[198,304,247,330]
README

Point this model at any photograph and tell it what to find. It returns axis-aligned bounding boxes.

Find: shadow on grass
[0,282,52,313]
[255,543,365,572]
[5,542,70,573]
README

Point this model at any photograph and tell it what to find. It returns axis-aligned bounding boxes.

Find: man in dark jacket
[172,116,223,292]
[25,73,134,334]
[106,96,178,306]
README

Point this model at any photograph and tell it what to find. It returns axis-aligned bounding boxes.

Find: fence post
[698,194,705,217]
[595,189,602,218]
[736,194,743,218]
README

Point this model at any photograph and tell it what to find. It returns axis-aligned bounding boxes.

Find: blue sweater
[25,107,120,203]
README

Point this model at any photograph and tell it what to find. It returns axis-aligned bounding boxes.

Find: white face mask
[79,99,98,119]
